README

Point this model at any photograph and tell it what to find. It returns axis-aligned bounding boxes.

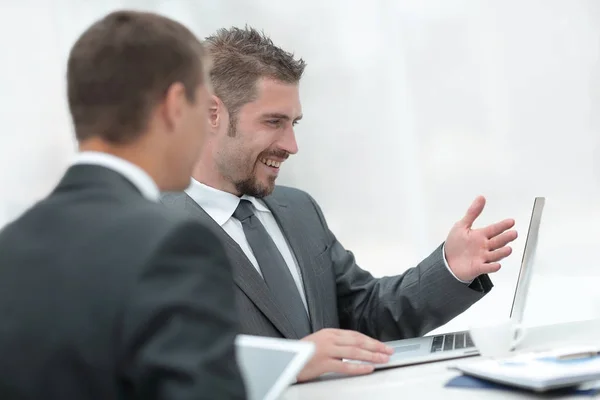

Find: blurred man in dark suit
[0,10,245,400]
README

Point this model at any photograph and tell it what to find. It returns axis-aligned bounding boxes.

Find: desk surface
[282,319,600,400]
[283,358,565,400]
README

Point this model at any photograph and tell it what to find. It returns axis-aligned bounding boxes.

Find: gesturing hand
[296,329,394,382]
[444,196,518,282]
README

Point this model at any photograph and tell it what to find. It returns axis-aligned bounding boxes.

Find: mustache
[258,149,290,160]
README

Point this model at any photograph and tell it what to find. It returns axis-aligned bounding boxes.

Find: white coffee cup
[469,320,526,357]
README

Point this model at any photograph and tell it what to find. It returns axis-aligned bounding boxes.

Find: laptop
[358,197,546,370]
[235,334,314,400]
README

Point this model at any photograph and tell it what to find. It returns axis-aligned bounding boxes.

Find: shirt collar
[185,178,270,226]
[71,151,160,202]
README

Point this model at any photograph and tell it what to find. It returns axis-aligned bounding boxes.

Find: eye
[266,119,282,127]
[292,120,300,127]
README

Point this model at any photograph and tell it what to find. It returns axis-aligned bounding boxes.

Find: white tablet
[235,334,315,400]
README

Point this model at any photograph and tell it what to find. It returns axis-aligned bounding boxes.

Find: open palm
[444,196,518,282]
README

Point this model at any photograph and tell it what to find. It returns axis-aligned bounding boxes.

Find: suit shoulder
[119,200,200,239]
[130,199,185,221]
[271,185,315,204]
[114,203,223,272]
[160,191,187,209]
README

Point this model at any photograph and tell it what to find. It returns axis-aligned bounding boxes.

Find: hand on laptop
[296,328,394,382]
[444,196,518,282]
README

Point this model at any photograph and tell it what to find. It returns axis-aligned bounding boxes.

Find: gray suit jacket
[0,165,245,400]
[162,186,493,342]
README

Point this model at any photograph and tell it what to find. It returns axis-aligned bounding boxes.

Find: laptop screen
[509,197,545,324]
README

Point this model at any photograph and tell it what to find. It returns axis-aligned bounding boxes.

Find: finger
[485,246,512,263]
[329,345,391,364]
[480,218,515,239]
[326,360,375,376]
[459,196,486,229]
[335,331,394,354]
[477,262,502,274]
[487,230,518,251]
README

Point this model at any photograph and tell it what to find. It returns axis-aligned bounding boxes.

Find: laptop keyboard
[430,331,475,353]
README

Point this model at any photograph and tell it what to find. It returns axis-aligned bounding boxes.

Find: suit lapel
[178,193,299,339]
[262,196,326,333]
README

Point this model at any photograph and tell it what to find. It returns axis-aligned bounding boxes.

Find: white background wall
[2,0,600,334]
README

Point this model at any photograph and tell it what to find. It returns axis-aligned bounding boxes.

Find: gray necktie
[233,199,311,337]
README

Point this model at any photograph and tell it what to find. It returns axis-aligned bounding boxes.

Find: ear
[161,82,187,132]
[209,95,224,130]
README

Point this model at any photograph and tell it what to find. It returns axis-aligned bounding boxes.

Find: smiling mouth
[260,158,282,168]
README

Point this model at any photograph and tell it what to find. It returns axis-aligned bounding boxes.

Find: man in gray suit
[162,27,518,382]
[0,12,245,399]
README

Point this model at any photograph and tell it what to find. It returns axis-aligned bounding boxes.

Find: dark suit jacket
[0,165,245,400]
[162,186,493,342]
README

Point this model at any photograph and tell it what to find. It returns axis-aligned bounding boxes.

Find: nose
[278,126,299,155]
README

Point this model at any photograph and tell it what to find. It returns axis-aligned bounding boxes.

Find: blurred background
[2,0,600,333]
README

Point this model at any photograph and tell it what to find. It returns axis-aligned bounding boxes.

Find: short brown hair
[67,10,205,144]
[205,26,306,121]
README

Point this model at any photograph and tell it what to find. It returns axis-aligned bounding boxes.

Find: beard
[233,173,276,198]
[232,148,288,198]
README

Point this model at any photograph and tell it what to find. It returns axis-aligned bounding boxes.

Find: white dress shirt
[186,179,310,311]
[186,179,470,308]
[72,151,160,202]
